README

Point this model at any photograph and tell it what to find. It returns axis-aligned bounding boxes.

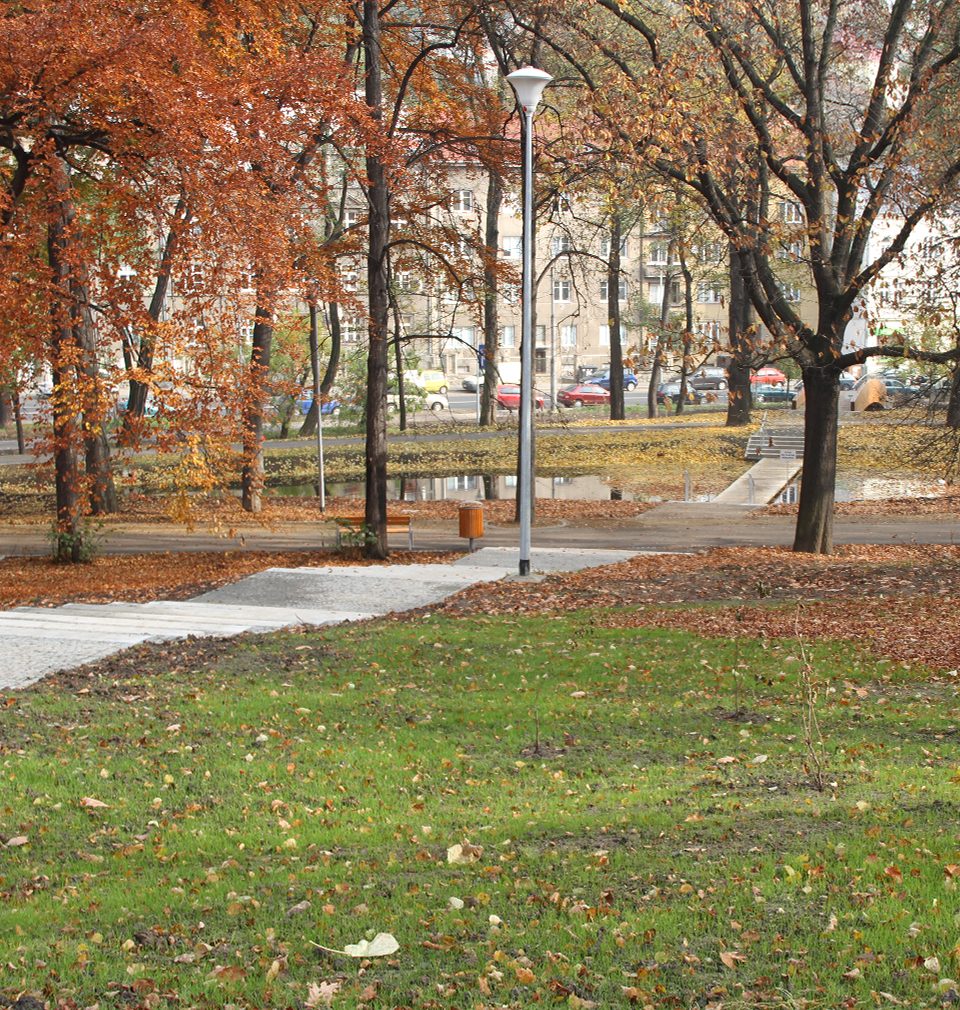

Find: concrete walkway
[713,457,802,504]
[0,547,640,690]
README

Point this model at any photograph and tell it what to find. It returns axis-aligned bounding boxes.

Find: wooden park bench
[332,513,414,550]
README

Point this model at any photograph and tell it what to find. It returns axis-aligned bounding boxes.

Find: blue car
[588,369,639,391]
[296,391,341,416]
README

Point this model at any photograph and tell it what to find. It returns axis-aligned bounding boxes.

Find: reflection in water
[270,473,661,502]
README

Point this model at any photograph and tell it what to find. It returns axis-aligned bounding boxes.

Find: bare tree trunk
[240,299,273,513]
[676,246,694,415]
[647,258,673,417]
[0,394,10,427]
[363,0,390,559]
[75,290,117,514]
[794,365,840,554]
[481,168,503,426]
[607,214,625,420]
[12,389,25,454]
[726,244,753,426]
[947,363,960,429]
[47,159,83,562]
[126,199,187,422]
[299,301,342,437]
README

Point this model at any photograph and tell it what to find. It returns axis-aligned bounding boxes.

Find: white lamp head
[505,66,553,114]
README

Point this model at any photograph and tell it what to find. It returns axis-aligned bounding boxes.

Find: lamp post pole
[506,66,552,577]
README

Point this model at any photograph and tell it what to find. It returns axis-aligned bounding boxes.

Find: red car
[496,384,545,411]
[557,383,611,407]
[752,366,788,386]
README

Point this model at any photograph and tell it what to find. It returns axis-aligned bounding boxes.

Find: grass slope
[1,613,958,1009]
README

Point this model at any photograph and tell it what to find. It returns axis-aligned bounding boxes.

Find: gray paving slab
[454,546,640,572]
[197,566,501,613]
[141,601,376,625]
[1,637,127,686]
[0,616,148,644]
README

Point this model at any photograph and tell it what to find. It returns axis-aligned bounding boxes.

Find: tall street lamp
[506,65,552,577]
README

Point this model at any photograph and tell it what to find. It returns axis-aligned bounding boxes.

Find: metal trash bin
[458,502,484,551]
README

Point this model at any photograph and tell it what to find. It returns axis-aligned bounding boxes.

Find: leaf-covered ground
[2,609,958,1010]
[435,545,960,673]
[0,548,458,609]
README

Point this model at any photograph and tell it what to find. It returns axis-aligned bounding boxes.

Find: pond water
[272,470,950,505]
[270,473,659,502]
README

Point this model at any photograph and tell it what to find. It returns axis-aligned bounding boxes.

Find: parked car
[461,374,481,392]
[557,383,610,407]
[656,381,703,405]
[752,366,789,386]
[751,383,794,404]
[495,384,545,411]
[296,391,341,416]
[588,369,639,391]
[690,366,728,390]
[404,369,449,394]
[387,391,448,413]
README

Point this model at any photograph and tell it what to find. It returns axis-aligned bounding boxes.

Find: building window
[599,278,628,300]
[560,324,577,348]
[446,475,478,491]
[648,241,670,266]
[551,233,572,256]
[397,271,420,293]
[502,236,522,259]
[501,325,516,348]
[342,269,359,292]
[779,283,802,303]
[697,283,722,304]
[535,324,547,345]
[452,325,476,347]
[535,347,547,373]
[179,262,204,294]
[600,236,629,258]
[553,278,571,302]
[344,208,363,228]
[502,283,519,304]
[696,241,725,264]
[454,189,474,212]
[599,324,610,347]
[777,239,804,262]
[342,318,362,343]
[781,201,804,224]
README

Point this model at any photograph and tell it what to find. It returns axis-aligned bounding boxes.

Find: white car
[387,391,448,413]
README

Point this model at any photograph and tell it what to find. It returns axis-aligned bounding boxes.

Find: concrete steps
[746,428,805,461]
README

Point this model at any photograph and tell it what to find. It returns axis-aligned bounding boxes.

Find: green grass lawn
[2,613,959,1008]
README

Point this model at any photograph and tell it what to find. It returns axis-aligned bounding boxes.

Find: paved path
[0,548,640,690]
[713,458,803,504]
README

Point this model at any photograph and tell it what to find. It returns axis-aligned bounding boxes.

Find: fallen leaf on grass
[5,835,29,847]
[306,980,343,1007]
[80,796,109,809]
[311,932,399,958]
[720,950,747,968]
[208,964,246,982]
[447,841,484,864]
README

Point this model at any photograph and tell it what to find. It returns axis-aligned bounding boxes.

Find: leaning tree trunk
[607,215,625,421]
[793,365,840,554]
[299,301,342,438]
[481,168,503,426]
[647,262,673,417]
[726,245,753,426]
[362,0,390,559]
[126,199,187,423]
[240,300,273,513]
